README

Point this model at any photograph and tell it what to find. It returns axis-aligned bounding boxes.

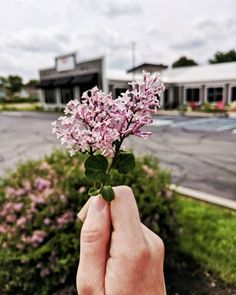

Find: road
[0,111,235,200]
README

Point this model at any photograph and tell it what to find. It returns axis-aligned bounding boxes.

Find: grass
[176,196,236,285]
[0,102,40,111]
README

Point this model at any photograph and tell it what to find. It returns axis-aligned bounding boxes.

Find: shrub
[230,101,236,112]
[0,150,176,295]
[2,97,39,104]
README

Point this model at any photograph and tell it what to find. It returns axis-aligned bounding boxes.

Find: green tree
[209,49,236,64]
[0,76,7,88]
[26,79,39,87]
[172,56,198,68]
[7,75,23,94]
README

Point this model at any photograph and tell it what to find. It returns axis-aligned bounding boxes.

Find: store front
[38,54,103,108]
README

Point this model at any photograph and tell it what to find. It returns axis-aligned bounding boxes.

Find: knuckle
[81,229,102,244]
[77,283,94,295]
[123,240,151,266]
[154,236,165,258]
[137,244,151,262]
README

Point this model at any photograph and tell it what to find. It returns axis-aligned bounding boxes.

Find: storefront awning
[53,77,72,86]
[37,80,54,88]
[71,73,98,85]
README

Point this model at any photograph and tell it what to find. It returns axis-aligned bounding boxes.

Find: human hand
[77,186,166,295]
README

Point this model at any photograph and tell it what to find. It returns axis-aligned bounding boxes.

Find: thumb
[77,196,111,294]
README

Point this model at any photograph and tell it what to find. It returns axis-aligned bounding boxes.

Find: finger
[141,224,165,258]
[111,186,143,243]
[142,224,166,295]
[77,196,111,294]
[77,197,92,222]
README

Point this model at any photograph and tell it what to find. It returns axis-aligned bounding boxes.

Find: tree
[209,49,236,64]
[26,79,39,87]
[0,76,7,88]
[172,56,198,68]
[7,75,23,94]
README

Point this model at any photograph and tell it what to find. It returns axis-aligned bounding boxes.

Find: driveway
[0,112,236,200]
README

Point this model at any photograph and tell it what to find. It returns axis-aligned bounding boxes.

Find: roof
[162,62,236,84]
[107,70,143,81]
[127,63,168,73]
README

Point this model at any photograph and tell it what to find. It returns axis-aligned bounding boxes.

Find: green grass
[176,196,236,285]
[0,102,40,111]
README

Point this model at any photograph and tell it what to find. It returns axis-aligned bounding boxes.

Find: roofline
[127,63,168,73]
[39,55,105,72]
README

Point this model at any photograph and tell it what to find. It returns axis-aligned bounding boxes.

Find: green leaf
[88,187,100,196]
[113,152,135,173]
[85,155,108,181]
[100,185,115,201]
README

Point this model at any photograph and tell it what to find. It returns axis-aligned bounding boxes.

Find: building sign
[56,54,76,72]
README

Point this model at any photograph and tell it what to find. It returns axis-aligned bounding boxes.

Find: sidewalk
[157,110,228,118]
[170,184,236,210]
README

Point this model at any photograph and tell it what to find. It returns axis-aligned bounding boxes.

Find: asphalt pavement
[0,111,235,200]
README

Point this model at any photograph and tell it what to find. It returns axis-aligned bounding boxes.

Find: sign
[56,54,76,72]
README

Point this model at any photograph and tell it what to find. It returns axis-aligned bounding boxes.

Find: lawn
[0,102,40,111]
[176,196,236,285]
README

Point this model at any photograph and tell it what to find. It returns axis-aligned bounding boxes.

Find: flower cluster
[0,162,75,252]
[52,72,164,156]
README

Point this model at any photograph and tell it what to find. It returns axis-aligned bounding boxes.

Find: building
[127,62,236,109]
[0,87,7,98]
[38,53,132,109]
[38,54,236,109]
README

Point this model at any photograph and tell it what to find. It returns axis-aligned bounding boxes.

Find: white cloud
[0,0,235,80]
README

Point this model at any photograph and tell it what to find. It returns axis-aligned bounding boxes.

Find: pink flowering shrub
[0,150,176,295]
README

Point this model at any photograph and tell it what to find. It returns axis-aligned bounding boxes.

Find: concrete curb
[170,184,236,211]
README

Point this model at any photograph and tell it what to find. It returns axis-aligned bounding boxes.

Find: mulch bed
[165,251,236,295]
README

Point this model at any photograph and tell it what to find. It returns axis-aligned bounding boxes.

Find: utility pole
[131,42,136,80]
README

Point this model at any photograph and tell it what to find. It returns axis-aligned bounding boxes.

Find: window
[186,88,200,103]
[44,89,56,104]
[207,87,223,103]
[231,87,236,102]
[115,88,128,98]
[60,88,74,104]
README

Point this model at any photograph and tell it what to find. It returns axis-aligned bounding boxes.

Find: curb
[170,184,236,211]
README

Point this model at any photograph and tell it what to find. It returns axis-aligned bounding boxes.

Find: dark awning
[37,80,54,88]
[53,77,72,86]
[71,73,98,85]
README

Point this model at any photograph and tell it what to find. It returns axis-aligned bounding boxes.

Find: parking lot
[0,112,236,200]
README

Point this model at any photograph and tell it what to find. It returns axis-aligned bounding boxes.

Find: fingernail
[90,196,106,212]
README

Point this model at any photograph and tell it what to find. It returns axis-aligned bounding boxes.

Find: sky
[0,0,235,81]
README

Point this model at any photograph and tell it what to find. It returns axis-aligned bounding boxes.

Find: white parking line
[152,119,173,126]
[172,118,236,132]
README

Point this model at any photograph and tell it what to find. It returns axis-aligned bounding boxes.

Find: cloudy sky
[0,0,235,81]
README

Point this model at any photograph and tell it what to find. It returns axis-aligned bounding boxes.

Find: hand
[77,186,166,295]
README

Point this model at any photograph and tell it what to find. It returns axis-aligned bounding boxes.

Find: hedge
[0,149,176,295]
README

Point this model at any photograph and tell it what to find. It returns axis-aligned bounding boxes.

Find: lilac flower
[34,177,51,191]
[112,72,164,139]
[16,216,27,228]
[52,72,164,156]
[52,87,120,156]
[56,211,74,228]
[29,230,47,247]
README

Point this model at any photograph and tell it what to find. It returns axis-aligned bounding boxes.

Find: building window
[231,87,236,102]
[61,88,74,104]
[44,89,56,104]
[115,88,128,98]
[186,88,200,103]
[207,87,223,103]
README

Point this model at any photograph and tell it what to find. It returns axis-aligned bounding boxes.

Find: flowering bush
[0,150,176,295]
[52,72,165,201]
